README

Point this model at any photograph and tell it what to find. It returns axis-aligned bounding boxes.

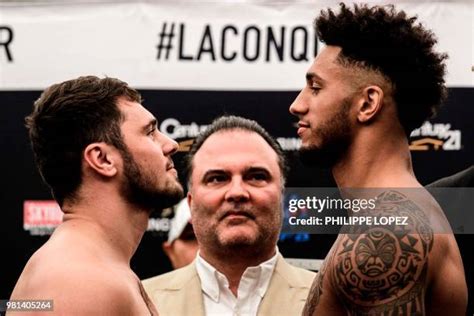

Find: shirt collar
[195,252,221,302]
[195,248,279,302]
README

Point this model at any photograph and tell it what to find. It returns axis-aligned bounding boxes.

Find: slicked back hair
[185,115,288,187]
[26,76,142,205]
[316,3,448,135]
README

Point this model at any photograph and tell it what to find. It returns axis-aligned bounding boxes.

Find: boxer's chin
[298,144,342,168]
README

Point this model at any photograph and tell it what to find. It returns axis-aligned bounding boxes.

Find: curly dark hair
[315,3,448,134]
[26,76,142,205]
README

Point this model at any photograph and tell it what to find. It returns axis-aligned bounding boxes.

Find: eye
[147,126,157,137]
[245,171,270,184]
[204,174,228,185]
[310,84,321,95]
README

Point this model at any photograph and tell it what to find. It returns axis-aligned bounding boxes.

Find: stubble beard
[194,204,282,260]
[299,98,352,169]
[120,148,184,213]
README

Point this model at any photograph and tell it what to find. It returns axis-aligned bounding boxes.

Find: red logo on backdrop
[23,201,63,234]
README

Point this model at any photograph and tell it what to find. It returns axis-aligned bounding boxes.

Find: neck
[199,246,276,296]
[60,184,151,264]
[333,130,420,188]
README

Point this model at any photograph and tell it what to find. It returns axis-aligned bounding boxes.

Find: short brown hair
[26,76,142,205]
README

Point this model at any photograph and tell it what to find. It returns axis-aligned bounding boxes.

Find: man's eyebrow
[200,169,228,182]
[143,118,158,132]
[306,72,325,83]
[202,169,227,177]
[244,166,272,176]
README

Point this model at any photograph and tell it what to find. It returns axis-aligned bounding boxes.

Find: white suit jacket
[142,254,316,316]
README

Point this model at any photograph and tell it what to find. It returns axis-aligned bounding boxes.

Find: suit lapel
[179,265,205,316]
[151,263,206,316]
[258,254,310,316]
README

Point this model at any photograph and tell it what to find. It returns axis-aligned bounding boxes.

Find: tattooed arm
[302,245,339,316]
[303,190,466,316]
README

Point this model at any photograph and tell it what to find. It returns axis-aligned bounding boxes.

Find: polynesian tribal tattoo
[304,190,434,316]
[303,245,336,316]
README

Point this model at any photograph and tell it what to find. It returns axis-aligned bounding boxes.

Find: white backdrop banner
[0,1,472,90]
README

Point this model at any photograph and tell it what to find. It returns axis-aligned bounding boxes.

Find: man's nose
[224,178,250,203]
[289,90,307,116]
[160,133,179,155]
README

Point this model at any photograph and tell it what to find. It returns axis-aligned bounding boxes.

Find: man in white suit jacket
[143,116,315,316]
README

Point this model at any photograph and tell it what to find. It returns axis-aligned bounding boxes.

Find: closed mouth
[221,210,255,221]
[297,121,310,128]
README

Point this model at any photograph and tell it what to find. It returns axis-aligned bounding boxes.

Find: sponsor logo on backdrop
[23,200,171,235]
[23,201,63,236]
[277,137,301,151]
[160,117,301,151]
[409,121,462,151]
[157,22,318,63]
[147,217,170,232]
[160,118,207,151]
[160,118,208,139]
[0,26,14,62]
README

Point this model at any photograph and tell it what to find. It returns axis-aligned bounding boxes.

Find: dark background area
[1,88,472,313]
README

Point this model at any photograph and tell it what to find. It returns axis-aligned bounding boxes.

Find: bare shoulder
[11,248,144,314]
[413,189,467,314]
[303,190,466,315]
[52,270,138,314]
[426,231,467,315]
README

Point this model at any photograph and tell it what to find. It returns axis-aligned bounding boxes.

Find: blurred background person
[163,198,199,269]
[428,165,474,187]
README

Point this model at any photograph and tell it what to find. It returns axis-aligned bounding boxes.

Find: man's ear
[356,85,384,124]
[83,143,118,177]
[187,192,193,223]
[162,242,178,268]
[162,241,173,257]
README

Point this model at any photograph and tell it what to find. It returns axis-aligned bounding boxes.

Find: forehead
[192,129,281,176]
[312,46,391,93]
[309,46,346,79]
[118,98,155,127]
